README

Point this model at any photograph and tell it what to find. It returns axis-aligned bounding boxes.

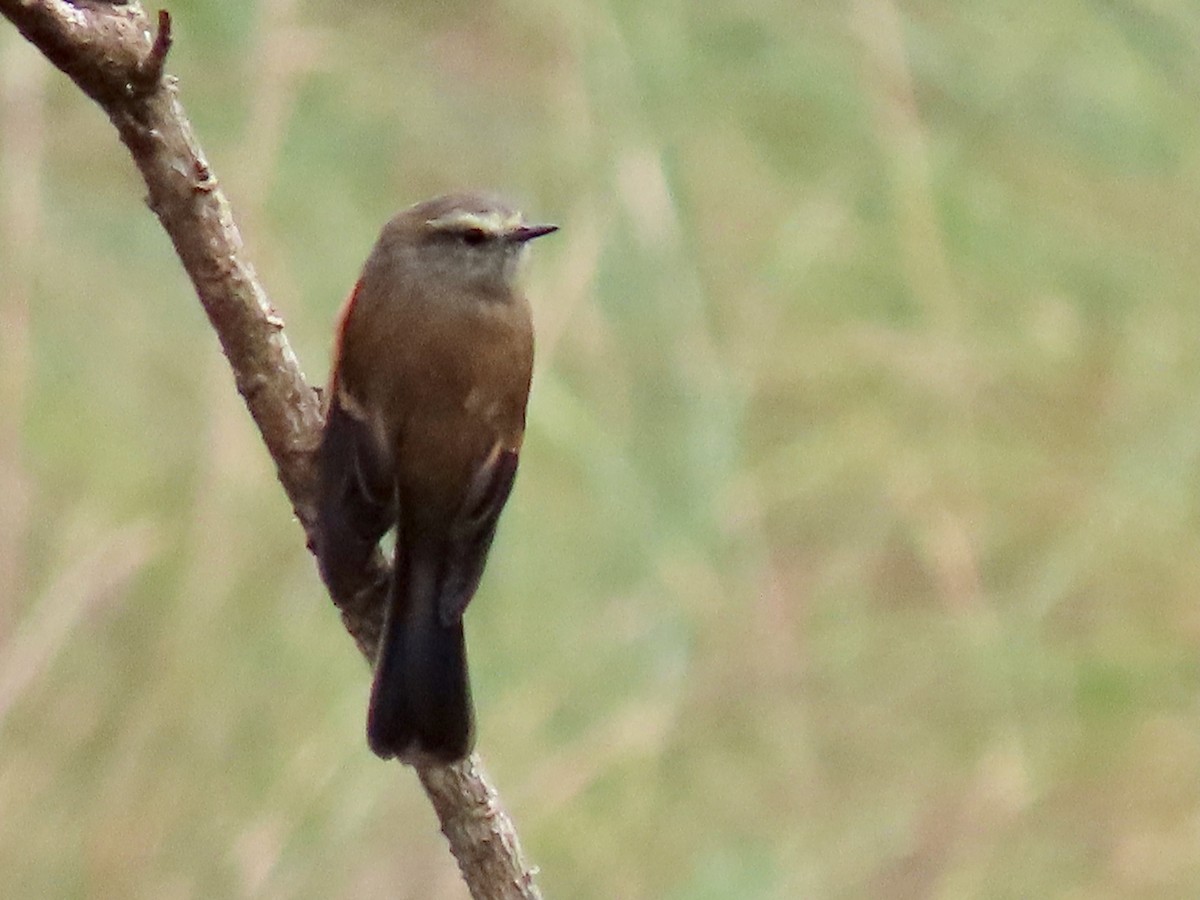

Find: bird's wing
[438,443,521,626]
[315,393,394,598]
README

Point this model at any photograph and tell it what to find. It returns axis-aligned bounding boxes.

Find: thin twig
[0,3,542,897]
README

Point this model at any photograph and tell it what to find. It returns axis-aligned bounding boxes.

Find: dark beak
[509,223,559,243]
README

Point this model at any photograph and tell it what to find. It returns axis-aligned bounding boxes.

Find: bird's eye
[461,228,488,246]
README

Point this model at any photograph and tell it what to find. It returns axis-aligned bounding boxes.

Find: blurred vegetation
[4,0,1200,897]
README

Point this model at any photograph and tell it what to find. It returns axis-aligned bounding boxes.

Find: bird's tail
[366,537,474,763]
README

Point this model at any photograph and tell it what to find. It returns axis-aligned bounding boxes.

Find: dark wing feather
[315,396,393,598]
[438,446,520,626]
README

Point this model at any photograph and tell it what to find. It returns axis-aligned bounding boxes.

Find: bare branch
[421,760,543,898]
[0,2,542,896]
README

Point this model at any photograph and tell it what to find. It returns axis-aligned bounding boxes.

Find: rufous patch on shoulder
[325,279,363,405]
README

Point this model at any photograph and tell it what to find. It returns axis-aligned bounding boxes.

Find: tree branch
[0,2,542,897]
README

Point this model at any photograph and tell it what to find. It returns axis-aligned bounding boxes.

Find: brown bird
[316,192,557,763]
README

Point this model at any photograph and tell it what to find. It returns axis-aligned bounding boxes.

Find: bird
[315,192,557,764]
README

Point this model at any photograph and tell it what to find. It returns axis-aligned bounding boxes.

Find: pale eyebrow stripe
[425,210,523,233]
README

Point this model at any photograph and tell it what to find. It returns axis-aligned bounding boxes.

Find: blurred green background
[4,1,1200,897]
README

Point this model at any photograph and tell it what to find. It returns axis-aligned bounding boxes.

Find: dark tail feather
[366,540,474,763]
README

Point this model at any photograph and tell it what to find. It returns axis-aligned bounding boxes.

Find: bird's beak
[509,223,559,243]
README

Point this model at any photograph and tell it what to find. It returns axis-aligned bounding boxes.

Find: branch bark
[0,2,542,897]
